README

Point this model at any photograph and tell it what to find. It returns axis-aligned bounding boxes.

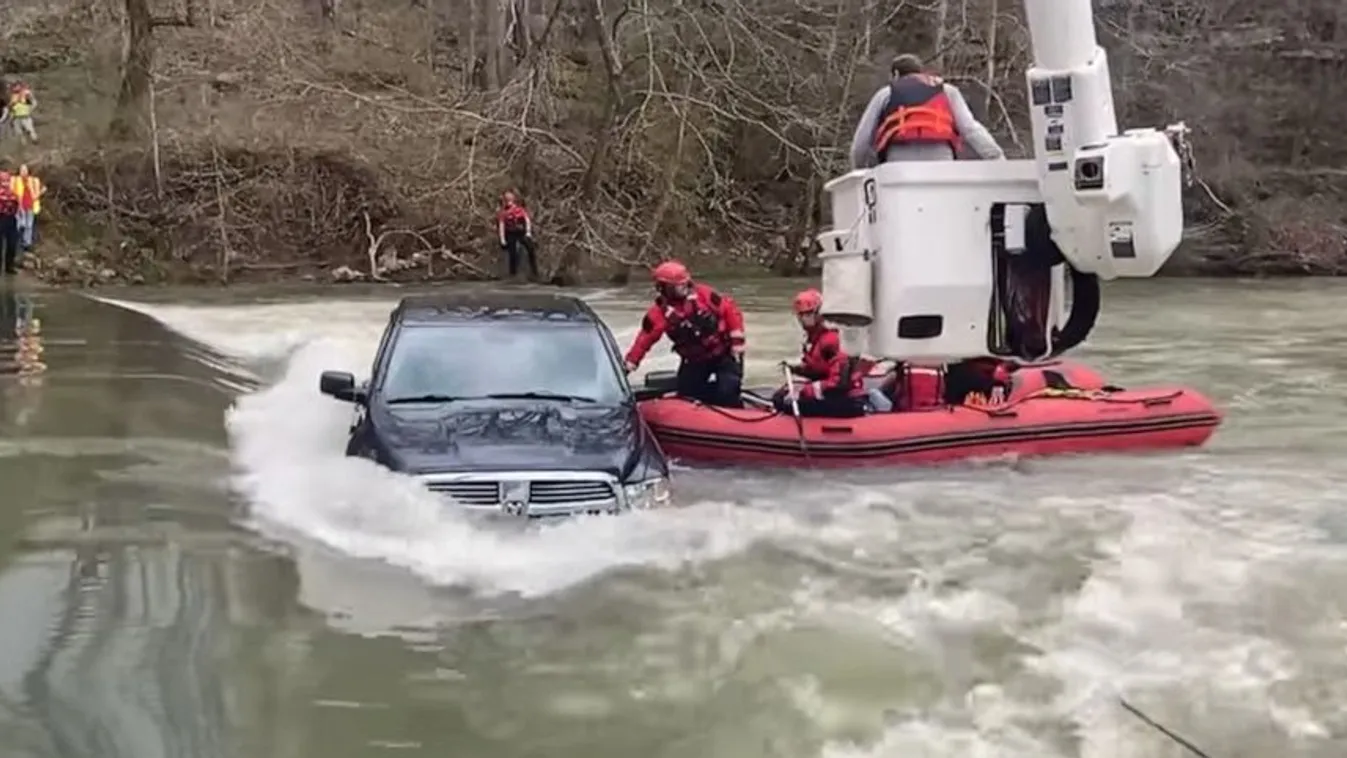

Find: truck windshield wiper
[384,394,465,404]
[482,392,599,403]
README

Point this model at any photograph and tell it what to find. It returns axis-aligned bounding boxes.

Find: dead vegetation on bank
[3,0,1347,284]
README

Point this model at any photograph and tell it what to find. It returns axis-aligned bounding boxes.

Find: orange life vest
[872,74,962,154]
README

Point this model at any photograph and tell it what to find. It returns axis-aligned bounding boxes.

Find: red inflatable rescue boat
[636,360,1222,468]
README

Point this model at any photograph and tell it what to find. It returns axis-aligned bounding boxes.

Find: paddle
[781,362,811,462]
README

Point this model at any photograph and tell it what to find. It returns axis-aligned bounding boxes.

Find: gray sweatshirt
[849,81,1005,169]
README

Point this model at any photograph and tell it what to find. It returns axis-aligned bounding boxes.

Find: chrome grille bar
[417,470,623,518]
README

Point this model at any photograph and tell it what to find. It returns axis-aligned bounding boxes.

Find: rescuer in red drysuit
[775,288,870,418]
[496,190,539,280]
[624,261,746,408]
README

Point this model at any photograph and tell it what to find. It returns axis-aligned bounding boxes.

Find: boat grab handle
[820,425,853,434]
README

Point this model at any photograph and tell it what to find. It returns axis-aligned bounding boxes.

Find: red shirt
[0,184,17,216]
[497,203,530,234]
[15,178,33,211]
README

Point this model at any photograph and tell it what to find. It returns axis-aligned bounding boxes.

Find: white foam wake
[101,293,803,597]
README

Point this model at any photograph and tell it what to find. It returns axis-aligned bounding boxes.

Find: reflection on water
[0,289,300,758]
[1,286,46,398]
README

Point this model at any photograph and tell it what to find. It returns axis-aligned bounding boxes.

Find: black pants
[773,389,866,418]
[502,231,538,279]
[677,354,743,408]
[942,359,1008,405]
[0,214,20,274]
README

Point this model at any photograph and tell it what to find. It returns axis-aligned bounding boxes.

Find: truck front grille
[528,480,614,504]
[418,472,622,516]
[424,480,499,506]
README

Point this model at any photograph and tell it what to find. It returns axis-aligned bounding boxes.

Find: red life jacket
[883,365,945,411]
[873,74,962,154]
[497,203,529,234]
[798,326,865,399]
[660,284,732,361]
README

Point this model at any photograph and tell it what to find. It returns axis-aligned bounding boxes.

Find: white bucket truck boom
[817,0,1190,363]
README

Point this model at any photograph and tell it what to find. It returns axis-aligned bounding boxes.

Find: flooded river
[2,277,1346,757]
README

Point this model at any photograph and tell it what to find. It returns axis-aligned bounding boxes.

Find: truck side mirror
[319,370,363,403]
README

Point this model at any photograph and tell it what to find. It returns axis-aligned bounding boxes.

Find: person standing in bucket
[496,190,539,281]
[849,54,1004,169]
[624,261,746,408]
[776,288,872,418]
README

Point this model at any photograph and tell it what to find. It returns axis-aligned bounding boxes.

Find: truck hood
[372,402,642,477]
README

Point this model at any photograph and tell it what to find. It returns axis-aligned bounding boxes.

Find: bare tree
[28,0,1347,284]
[110,0,190,139]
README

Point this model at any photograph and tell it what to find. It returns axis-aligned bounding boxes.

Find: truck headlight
[623,476,671,510]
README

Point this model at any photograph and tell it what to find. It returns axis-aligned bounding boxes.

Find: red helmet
[652,260,691,286]
[792,288,823,314]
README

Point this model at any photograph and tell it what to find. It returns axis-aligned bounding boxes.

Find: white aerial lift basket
[816,170,876,328]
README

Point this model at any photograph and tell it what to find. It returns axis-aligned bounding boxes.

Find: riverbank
[20,205,1344,288]
[5,0,1345,287]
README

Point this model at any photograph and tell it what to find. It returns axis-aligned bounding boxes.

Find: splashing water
[96,282,1347,757]
[98,293,816,598]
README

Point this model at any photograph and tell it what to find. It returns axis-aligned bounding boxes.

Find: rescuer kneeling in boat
[775,288,869,418]
[624,260,746,408]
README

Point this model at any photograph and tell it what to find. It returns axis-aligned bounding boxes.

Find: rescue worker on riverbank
[11,165,43,251]
[849,54,1003,169]
[0,173,21,275]
[3,81,38,143]
[624,260,746,407]
[775,288,869,418]
[496,190,539,281]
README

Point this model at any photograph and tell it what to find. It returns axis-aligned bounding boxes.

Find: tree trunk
[512,0,532,61]
[110,0,155,139]
[984,0,998,115]
[934,0,949,68]
[463,0,478,88]
[484,0,503,91]
[556,0,623,281]
[575,0,620,200]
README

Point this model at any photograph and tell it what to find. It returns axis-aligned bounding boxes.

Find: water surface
[2,277,1345,757]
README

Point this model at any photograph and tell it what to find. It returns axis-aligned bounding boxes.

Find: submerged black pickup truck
[318,291,672,518]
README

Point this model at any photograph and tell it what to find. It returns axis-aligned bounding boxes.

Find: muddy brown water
[2,277,1346,758]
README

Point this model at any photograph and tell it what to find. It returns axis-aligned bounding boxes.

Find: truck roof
[393,290,600,325]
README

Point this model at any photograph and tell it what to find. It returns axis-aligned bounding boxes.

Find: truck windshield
[378,322,628,405]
